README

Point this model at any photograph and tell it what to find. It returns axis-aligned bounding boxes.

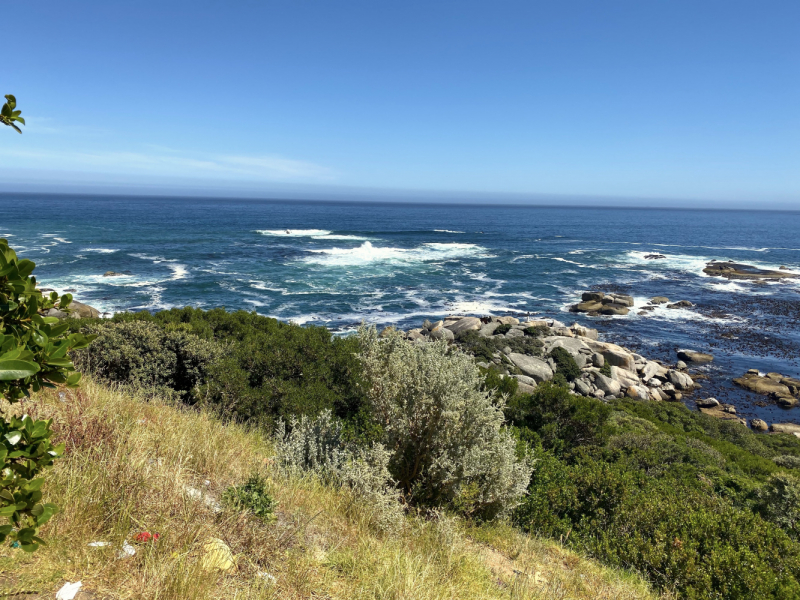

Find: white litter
[88,541,111,547]
[184,485,222,512]
[55,581,82,599]
[118,541,136,559]
[257,572,277,584]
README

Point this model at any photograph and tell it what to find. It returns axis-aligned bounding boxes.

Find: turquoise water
[2,193,799,423]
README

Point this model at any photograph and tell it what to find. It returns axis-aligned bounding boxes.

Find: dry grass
[0,380,664,600]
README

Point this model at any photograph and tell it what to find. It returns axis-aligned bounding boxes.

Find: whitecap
[81,248,118,254]
[300,241,488,266]
[433,229,466,234]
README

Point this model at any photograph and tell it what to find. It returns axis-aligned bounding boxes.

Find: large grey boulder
[574,378,593,396]
[581,292,604,302]
[696,397,720,408]
[771,423,800,435]
[508,353,553,383]
[444,317,482,335]
[544,336,590,357]
[571,324,598,340]
[495,316,520,325]
[611,366,640,389]
[430,327,454,341]
[595,374,621,396]
[505,328,524,339]
[668,370,694,390]
[477,322,500,337]
[640,361,660,382]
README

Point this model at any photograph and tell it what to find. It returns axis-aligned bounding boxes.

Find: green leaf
[14,116,25,126]
[24,478,44,492]
[0,505,17,518]
[0,359,40,380]
[16,260,34,278]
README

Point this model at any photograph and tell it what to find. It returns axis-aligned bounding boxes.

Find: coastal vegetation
[3,239,800,598]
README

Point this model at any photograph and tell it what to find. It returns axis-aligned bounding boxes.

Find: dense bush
[493,323,512,335]
[358,326,532,519]
[523,325,548,337]
[509,383,800,598]
[455,330,542,363]
[74,308,368,429]
[75,321,222,399]
[548,347,581,382]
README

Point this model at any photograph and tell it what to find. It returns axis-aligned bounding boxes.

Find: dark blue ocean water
[2,194,800,423]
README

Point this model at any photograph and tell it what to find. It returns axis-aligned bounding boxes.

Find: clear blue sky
[2,1,799,206]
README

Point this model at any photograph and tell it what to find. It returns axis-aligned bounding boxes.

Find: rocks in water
[103,271,125,277]
[734,372,794,399]
[778,396,799,409]
[666,300,693,309]
[750,419,769,431]
[677,349,714,364]
[650,296,669,304]
[704,260,798,281]
[599,304,629,316]
[581,292,605,302]
[676,360,688,370]
[571,292,632,315]
[696,397,720,408]
[644,254,667,260]
[507,353,553,383]
[444,317,482,335]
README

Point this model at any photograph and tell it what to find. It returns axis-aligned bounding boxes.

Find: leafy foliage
[73,308,368,429]
[493,323,512,335]
[0,95,25,133]
[0,239,93,551]
[509,382,800,598]
[222,474,277,522]
[358,325,532,519]
[548,347,581,382]
[455,330,542,363]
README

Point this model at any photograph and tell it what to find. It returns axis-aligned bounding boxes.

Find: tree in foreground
[0,237,94,551]
[357,325,532,519]
[1,95,25,133]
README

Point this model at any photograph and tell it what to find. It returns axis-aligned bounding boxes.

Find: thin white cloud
[0,146,337,182]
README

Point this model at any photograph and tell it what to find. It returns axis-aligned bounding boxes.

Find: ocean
[2,193,799,424]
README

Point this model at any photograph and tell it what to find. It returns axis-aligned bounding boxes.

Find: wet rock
[103,271,125,277]
[650,296,669,304]
[696,397,720,408]
[734,372,792,397]
[677,350,714,363]
[581,292,605,302]
[599,304,630,316]
[571,300,604,313]
[644,254,667,260]
[778,396,799,409]
[667,300,693,309]
[704,260,798,280]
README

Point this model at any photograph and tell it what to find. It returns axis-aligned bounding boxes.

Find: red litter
[134,532,160,543]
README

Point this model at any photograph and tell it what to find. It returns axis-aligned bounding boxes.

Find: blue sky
[2,1,799,205]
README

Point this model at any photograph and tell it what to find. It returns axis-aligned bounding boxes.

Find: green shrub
[775,455,800,469]
[523,325,548,337]
[494,323,512,335]
[599,361,612,377]
[515,455,800,599]
[548,347,581,382]
[222,474,277,522]
[358,326,532,519]
[756,473,800,540]
[506,382,611,454]
[75,321,222,399]
[480,367,518,400]
[75,308,369,429]
[455,330,542,363]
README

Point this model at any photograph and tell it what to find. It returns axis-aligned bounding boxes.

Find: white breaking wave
[82,248,118,254]
[433,229,465,234]
[300,241,488,266]
[256,229,371,241]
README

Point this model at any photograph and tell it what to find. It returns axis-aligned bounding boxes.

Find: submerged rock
[704,260,798,281]
[677,350,714,363]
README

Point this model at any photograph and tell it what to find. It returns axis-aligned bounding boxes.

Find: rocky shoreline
[392,307,800,436]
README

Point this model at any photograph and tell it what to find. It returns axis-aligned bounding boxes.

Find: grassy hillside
[0,380,661,600]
